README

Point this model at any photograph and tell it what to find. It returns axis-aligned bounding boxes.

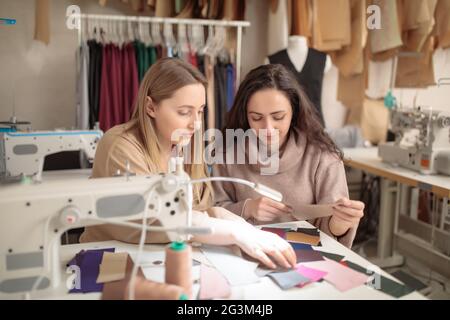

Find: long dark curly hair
[223,63,343,159]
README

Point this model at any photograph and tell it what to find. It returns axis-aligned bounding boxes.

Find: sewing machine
[378,107,450,175]
[0,157,282,298]
[0,129,103,181]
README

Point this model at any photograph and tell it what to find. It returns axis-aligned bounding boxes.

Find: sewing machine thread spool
[165,241,192,299]
[124,276,187,300]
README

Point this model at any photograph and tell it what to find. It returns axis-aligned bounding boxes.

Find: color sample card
[97,252,128,283]
[261,227,288,238]
[316,251,345,262]
[295,265,328,287]
[295,249,325,263]
[292,204,334,220]
[289,242,313,251]
[286,232,321,246]
[304,259,370,292]
[268,270,311,290]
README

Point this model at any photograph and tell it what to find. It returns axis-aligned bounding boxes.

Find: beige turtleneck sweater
[211,128,357,248]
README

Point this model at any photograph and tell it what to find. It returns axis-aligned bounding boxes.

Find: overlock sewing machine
[378,107,450,176]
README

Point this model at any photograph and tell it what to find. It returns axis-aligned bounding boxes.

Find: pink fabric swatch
[199,264,231,300]
[302,259,370,292]
[295,264,328,288]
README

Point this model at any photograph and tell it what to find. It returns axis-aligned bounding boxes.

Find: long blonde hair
[127,58,213,209]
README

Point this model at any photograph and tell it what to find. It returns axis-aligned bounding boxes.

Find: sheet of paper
[199,264,231,300]
[268,270,310,290]
[200,245,260,286]
[303,259,370,292]
[97,252,128,283]
[292,204,334,220]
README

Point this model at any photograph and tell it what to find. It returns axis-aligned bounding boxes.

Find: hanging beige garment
[369,0,403,54]
[359,99,390,144]
[175,0,195,18]
[338,72,366,124]
[395,36,436,88]
[155,0,174,17]
[34,0,50,45]
[312,0,351,52]
[402,0,438,52]
[434,0,450,48]
[331,0,367,77]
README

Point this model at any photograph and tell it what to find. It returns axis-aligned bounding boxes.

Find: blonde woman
[80,58,296,269]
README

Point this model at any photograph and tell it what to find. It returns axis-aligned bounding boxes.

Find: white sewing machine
[0,129,103,181]
[0,157,282,298]
[378,107,450,175]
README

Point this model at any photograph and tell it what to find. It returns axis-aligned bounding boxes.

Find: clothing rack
[77,14,251,84]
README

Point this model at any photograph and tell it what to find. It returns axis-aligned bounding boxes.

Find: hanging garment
[88,40,103,128]
[359,99,390,145]
[267,0,289,55]
[226,64,235,112]
[268,49,326,125]
[366,58,394,100]
[205,55,216,132]
[34,0,50,45]
[311,0,351,52]
[435,0,450,48]
[369,0,403,55]
[291,0,312,40]
[395,36,436,88]
[123,43,139,122]
[339,72,366,125]
[331,0,367,77]
[76,42,90,130]
[214,58,229,130]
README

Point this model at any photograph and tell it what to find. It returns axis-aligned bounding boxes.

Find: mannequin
[266,36,330,126]
[264,36,331,73]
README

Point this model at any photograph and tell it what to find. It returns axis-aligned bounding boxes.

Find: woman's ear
[145,96,157,118]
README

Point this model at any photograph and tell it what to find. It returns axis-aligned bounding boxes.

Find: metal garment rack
[77,13,251,84]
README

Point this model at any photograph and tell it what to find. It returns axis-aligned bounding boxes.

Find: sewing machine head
[379,106,450,175]
[0,172,195,298]
[0,129,103,181]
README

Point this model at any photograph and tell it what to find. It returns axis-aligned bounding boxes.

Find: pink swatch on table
[199,264,231,300]
[302,259,370,292]
[295,264,328,288]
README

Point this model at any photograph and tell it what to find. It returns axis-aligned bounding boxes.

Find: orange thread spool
[165,241,192,299]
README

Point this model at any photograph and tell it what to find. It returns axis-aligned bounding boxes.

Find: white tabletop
[343,147,450,197]
[20,221,426,300]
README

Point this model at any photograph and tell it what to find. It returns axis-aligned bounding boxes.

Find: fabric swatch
[289,242,313,251]
[304,259,370,292]
[295,264,328,287]
[268,270,310,290]
[97,252,128,283]
[295,249,325,263]
[286,232,321,246]
[261,227,289,238]
[316,251,345,262]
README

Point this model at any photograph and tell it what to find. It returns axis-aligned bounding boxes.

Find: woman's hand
[191,211,296,269]
[329,198,365,236]
[233,227,297,269]
[243,197,293,222]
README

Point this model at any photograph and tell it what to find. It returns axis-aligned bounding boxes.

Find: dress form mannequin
[265,36,331,73]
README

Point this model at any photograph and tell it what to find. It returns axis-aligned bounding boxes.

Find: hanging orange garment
[331,0,367,77]
[434,0,450,48]
[291,0,312,39]
[34,0,50,45]
[359,99,390,144]
[395,36,436,88]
